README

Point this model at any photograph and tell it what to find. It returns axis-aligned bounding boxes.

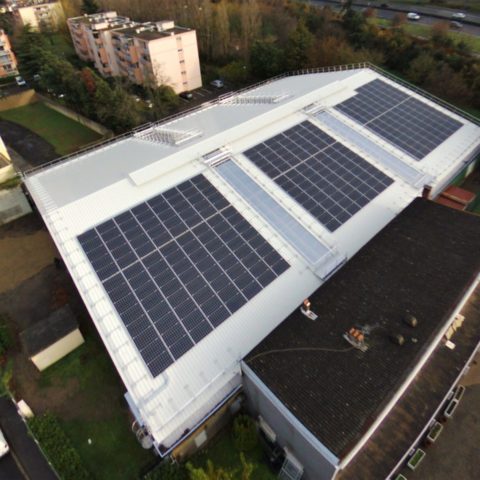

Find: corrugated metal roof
[24,67,480,451]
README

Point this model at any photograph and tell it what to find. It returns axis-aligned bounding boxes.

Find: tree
[250,39,283,79]
[406,52,437,86]
[81,0,100,15]
[391,12,406,28]
[210,1,230,60]
[431,21,453,48]
[81,68,97,95]
[240,0,261,58]
[147,84,179,120]
[284,21,315,71]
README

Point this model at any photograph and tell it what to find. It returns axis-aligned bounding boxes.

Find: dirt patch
[11,352,81,415]
[0,233,57,293]
[0,119,57,168]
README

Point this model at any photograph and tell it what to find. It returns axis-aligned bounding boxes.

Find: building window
[179,59,185,64]
[181,70,186,75]
[178,48,183,52]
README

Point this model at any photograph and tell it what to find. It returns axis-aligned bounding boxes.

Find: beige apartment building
[68,12,202,93]
[15,1,65,31]
[0,29,18,78]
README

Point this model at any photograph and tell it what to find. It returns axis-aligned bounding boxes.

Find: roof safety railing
[21,62,479,176]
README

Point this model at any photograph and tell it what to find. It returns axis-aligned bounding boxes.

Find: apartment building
[68,12,136,78]
[14,1,65,31]
[0,29,18,78]
[68,12,202,93]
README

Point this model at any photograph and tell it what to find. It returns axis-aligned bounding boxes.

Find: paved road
[0,454,24,480]
[311,0,480,36]
[0,398,57,480]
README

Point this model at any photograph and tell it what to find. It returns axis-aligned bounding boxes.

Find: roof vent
[135,127,202,146]
[202,148,231,167]
[222,94,291,105]
[303,102,326,116]
[300,298,317,321]
[390,333,405,346]
[343,327,368,352]
[404,314,418,328]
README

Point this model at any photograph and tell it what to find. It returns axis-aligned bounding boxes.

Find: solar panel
[78,175,289,377]
[244,121,393,232]
[335,79,463,160]
[216,159,338,274]
[315,111,429,187]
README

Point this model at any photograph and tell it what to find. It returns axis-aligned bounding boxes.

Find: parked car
[210,79,224,89]
[450,21,463,29]
[407,12,421,20]
[0,428,9,458]
[15,75,26,86]
[380,3,389,8]
[451,12,466,20]
[179,91,193,100]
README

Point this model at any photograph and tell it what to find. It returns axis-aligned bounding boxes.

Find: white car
[407,12,421,20]
[15,76,26,86]
[451,12,466,20]
[0,428,9,458]
[210,79,224,89]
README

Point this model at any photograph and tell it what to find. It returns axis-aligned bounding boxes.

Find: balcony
[0,55,12,65]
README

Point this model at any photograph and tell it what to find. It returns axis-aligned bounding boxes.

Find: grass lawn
[0,102,102,156]
[190,425,276,480]
[371,18,480,53]
[38,333,154,480]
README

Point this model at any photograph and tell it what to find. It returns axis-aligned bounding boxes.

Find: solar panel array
[78,175,289,377]
[335,79,463,160]
[244,121,393,232]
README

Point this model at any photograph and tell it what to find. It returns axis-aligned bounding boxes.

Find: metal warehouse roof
[24,65,480,453]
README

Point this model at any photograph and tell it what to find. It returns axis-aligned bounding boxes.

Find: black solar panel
[335,79,463,160]
[78,175,289,377]
[244,121,393,232]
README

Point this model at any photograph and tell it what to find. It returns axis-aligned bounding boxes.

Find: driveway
[0,398,57,480]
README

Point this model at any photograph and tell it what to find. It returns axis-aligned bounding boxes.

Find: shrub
[144,461,188,480]
[0,360,13,397]
[28,413,90,480]
[0,316,12,356]
[231,415,258,452]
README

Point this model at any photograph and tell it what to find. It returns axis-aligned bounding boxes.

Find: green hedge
[144,461,188,480]
[231,415,258,452]
[28,413,91,480]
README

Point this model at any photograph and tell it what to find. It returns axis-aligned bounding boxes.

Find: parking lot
[178,82,234,107]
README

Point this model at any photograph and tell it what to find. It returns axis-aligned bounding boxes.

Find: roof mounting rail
[202,148,231,167]
[135,127,202,146]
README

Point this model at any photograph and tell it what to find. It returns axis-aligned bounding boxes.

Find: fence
[0,89,36,112]
[37,93,113,137]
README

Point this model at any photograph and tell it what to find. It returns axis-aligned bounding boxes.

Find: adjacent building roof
[20,305,78,356]
[23,65,480,453]
[246,198,480,460]
[339,282,480,479]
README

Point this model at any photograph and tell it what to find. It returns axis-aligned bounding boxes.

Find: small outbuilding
[20,305,84,371]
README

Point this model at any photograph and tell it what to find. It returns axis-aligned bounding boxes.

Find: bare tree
[240,0,261,58]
